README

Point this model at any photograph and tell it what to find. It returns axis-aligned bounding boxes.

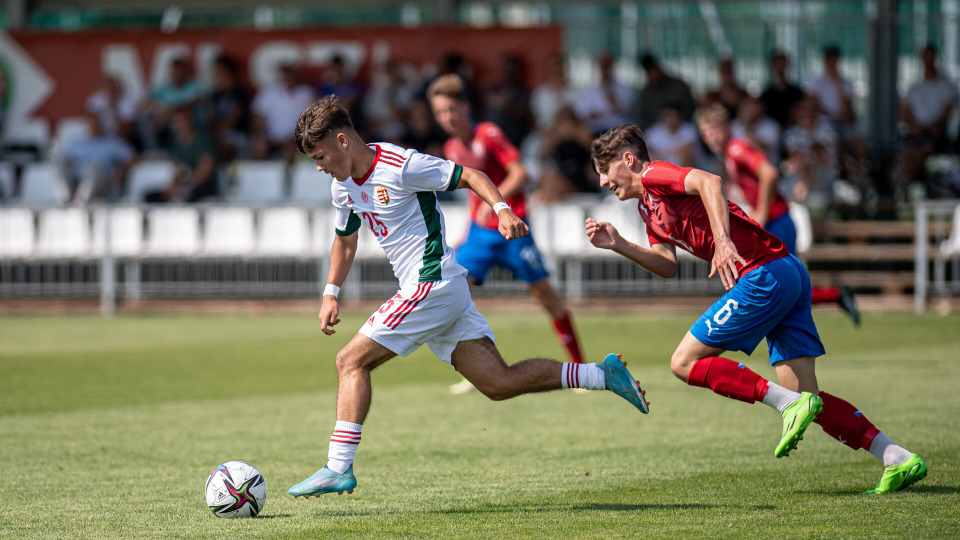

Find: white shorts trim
[359,276,494,366]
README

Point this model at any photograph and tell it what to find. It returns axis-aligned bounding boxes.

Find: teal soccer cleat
[288,466,357,498]
[600,353,650,414]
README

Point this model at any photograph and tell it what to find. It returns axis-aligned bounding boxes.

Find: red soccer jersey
[724,138,790,222]
[638,160,788,277]
[442,122,526,229]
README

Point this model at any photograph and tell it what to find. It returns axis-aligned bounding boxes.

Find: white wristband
[492,202,511,214]
[323,284,341,298]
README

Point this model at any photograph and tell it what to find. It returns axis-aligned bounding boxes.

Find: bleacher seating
[92,207,144,257]
[125,159,176,203]
[19,162,70,205]
[256,207,311,257]
[0,207,35,257]
[202,207,256,256]
[36,207,90,257]
[229,160,286,203]
[144,207,200,257]
[0,161,15,200]
[289,162,333,204]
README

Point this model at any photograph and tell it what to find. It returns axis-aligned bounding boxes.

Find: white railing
[915,199,960,313]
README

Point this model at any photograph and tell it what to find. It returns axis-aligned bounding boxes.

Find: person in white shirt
[805,45,865,179]
[645,104,699,167]
[251,62,316,162]
[286,96,650,499]
[732,96,781,167]
[901,43,958,182]
[575,51,635,135]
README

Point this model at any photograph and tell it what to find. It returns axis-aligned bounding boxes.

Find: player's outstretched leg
[811,391,926,493]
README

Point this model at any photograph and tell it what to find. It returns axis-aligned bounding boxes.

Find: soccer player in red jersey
[428,74,584,389]
[584,124,925,493]
[696,103,860,325]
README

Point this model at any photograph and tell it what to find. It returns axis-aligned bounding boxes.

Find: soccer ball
[205,461,267,518]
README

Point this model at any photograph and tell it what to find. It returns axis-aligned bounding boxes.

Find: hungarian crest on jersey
[375,185,390,205]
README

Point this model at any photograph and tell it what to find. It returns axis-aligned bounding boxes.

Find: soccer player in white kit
[288,96,651,498]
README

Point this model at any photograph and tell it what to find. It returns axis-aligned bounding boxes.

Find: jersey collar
[353,144,380,187]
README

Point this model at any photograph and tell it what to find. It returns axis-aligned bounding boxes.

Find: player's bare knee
[335,348,363,376]
[670,351,695,381]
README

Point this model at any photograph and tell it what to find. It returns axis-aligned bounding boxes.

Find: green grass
[1,310,959,539]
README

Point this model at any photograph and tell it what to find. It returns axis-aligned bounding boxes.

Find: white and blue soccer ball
[205,461,267,518]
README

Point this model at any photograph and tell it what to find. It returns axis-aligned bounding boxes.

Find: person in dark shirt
[209,54,251,161]
[759,50,805,129]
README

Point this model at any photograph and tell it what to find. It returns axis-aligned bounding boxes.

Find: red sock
[686,357,770,404]
[551,313,583,363]
[814,391,880,450]
[811,287,841,304]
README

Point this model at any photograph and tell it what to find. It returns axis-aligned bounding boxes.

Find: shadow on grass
[323,502,717,517]
[257,514,293,519]
[794,484,958,496]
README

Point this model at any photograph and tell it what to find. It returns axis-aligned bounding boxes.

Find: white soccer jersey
[331,142,467,287]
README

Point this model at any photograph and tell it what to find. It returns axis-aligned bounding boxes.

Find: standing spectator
[638,53,697,129]
[251,61,316,162]
[86,75,138,143]
[782,97,840,210]
[208,54,251,162]
[139,56,204,151]
[364,60,418,143]
[483,53,533,147]
[760,50,805,129]
[530,54,576,134]
[704,57,749,119]
[805,45,866,179]
[533,105,599,202]
[900,43,957,183]
[145,108,217,203]
[645,103,699,167]
[732,96,781,166]
[575,51,635,135]
[61,112,136,204]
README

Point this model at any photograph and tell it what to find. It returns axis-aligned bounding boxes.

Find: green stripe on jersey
[446,164,463,191]
[336,211,361,236]
[416,192,443,282]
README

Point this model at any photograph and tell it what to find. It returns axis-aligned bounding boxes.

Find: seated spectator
[399,97,446,158]
[251,61,316,162]
[86,74,138,143]
[319,54,362,123]
[805,45,866,179]
[900,43,957,183]
[732,96,781,165]
[484,53,533,146]
[138,56,204,151]
[575,51,634,135]
[703,57,749,119]
[531,54,575,134]
[61,112,136,204]
[208,54,251,162]
[760,50,805,129]
[364,59,418,143]
[638,53,696,129]
[145,108,217,203]
[532,105,599,202]
[782,97,840,210]
[645,103,699,167]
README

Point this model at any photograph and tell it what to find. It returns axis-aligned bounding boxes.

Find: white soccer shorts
[359,275,494,365]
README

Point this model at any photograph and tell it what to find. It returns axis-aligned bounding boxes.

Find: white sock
[327,420,362,474]
[868,432,912,467]
[761,383,801,414]
[561,362,605,390]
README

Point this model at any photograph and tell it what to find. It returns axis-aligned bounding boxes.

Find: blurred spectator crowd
[2,44,959,214]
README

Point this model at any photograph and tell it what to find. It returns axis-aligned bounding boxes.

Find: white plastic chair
[938,203,960,256]
[18,162,70,205]
[6,119,51,151]
[256,207,310,256]
[144,207,200,257]
[311,208,334,256]
[202,207,255,256]
[788,202,813,255]
[229,160,286,203]
[438,203,470,248]
[289,162,334,204]
[588,199,649,251]
[50,117,92,159]
[125,160,176,203]
[92,207,143,257]
[0,208,35,257]
[36,208,90,257]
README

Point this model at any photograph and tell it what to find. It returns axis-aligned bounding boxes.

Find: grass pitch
[1,309,958,539]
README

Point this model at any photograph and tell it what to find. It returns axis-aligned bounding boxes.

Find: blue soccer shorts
[456,222,550,285]
[766,212,798,255]
[690,254,826,364]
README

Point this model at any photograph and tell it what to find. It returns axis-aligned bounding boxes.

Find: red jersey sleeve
[476,122,521,169]
[726,139,767,176]
[640,161,693,196]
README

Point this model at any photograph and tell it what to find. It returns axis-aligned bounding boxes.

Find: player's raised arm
[585,218,678,278]
[456,165,529,240]
[683,169,745,290]
[318,230,358,335]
